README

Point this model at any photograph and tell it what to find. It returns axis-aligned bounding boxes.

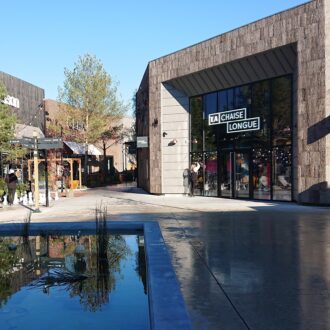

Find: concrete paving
[1,184,330,329]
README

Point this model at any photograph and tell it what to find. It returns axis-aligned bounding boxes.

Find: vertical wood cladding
[0,71,45,131]
[137,0,329,203]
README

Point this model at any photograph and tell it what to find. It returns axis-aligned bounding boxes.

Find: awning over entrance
[166,44,297,96]
[64,141,101,156]
[15,124,44,139]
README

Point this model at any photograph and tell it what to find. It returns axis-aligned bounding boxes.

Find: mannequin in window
[190,162,200,196]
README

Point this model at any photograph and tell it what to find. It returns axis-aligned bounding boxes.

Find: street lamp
[60,125,64,193]
[40,102,49,207]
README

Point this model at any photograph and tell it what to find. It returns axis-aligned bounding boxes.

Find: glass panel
[204,152,218,197]
[228,88,235,110]
[252,148,271,200]
[235,86,251,109]
[218,90,228,112]
[220,152,232,197]
[190,97,203,152]
[251,81,270,145]
[190,153,204,196]
[217,91,228,145]
[272,76,292,146]
[273,146,292,201]
[235,153,249,198]
[204,93,217,151]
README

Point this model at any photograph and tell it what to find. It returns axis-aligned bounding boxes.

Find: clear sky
[2,0,308,110]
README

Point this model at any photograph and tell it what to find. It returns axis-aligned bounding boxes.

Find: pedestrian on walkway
[5,169,18,205]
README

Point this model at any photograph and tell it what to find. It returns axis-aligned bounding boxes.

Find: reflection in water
[168,213,330,329]
[0,230,149,329]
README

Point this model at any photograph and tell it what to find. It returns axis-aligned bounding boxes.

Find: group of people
[183,162,200,197]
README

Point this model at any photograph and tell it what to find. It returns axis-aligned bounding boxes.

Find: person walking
[5,169,18,206]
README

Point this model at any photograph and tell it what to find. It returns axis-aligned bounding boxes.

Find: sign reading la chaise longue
[208,108,260,133]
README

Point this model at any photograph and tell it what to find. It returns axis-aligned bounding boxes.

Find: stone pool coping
[0,221,192,330]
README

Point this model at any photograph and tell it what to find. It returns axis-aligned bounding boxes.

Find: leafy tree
[57,54,127,183]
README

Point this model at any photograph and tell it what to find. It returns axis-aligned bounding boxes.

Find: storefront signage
[208,108,260,134]
[137,136,148,148]
[209,108,246,125]
[2,95,20,108]
[227,117,260,133]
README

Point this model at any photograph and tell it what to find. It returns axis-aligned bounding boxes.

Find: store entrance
[220,150,251,199]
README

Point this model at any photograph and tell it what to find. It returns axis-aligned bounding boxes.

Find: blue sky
[2,0,308,111]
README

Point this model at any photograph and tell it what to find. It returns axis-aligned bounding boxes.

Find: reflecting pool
[0,232,149,329]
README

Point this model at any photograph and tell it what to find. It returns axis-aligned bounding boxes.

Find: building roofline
[148,0,312,64]
[0,70,45,92]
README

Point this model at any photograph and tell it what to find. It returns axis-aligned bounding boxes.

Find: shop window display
[190,75,292,201]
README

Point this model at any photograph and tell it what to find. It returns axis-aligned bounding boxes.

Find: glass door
[219,150,251,198]
[220,151,232,197]
[234,152,250,198]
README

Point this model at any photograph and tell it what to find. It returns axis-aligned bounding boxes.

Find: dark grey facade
[136,0,330,205]
[0,71,45,132]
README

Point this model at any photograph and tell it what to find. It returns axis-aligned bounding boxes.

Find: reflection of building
[136,1,330,204]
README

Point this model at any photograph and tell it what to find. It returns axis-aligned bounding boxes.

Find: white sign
[209,108,246,126]
[227,117,260,133]
[208,108,260,133]
[137,136,148,148]
[2,95,20,108]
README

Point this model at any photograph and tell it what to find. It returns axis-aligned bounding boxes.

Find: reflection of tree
[0,215,131,313]
[69,235,130,312]
[272,76,291,145]
[135,236,147,295]
[0,238,18,307]
[190,97,203,152]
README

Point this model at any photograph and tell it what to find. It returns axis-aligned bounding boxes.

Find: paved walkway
[1,184,330,329]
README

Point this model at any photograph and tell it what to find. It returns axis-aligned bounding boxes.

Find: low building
[44,99,135,185]
[0,71,45,131]
[136,0,330,204]
[0,71,45,177]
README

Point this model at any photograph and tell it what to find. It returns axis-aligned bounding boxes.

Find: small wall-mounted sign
[2,95,20,108]
[208,108,260,134]
[137,136,148,148]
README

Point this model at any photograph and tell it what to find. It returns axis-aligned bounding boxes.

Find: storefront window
[272,76,292,146]
[190,153,204,196]
[252,81,270,145]
[190,75,292,201]
[220,151,232,198]
[252,148,271,200]
[218,90,228,112]
[228,89,235,110]
[204,93,217,151]
[204,152,218,196]
[190,97,203,152]
[235,152,250,198]
[235,86,251,109]
[273,146,292,201]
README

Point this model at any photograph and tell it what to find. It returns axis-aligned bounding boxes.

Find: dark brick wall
[0,71,45,131]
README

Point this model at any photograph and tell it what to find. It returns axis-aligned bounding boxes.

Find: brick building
[136,0,330,204]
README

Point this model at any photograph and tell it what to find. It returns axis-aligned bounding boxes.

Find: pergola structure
[27,158,82,189]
